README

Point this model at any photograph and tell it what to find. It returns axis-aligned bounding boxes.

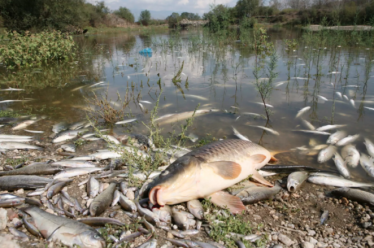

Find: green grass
[0,110,20,117]
[5,157,28,167]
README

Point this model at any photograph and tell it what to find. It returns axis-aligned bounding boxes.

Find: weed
[5,157,28,167]
[74,139,87,147]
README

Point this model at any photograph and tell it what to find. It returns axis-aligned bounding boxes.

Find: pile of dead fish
[0,116,374,248]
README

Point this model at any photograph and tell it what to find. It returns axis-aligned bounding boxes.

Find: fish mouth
[149,185,164,206]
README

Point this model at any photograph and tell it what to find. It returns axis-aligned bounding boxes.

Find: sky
[88,0,239,20]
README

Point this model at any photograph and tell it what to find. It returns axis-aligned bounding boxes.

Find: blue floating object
[139,47,152,57]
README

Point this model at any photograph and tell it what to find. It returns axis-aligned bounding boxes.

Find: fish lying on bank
[12,119,40,130]
[0,162,63,176]
[316,124,346,132]
[61,143,76,153]
[246,125,279,136]
[364,138,374,157]
[24,130,44,134]
[341,144,360,167]
[360,153,374,178]
[52,160,97,168]
[331,188,374,206]
[0,175,53,190]
[54,167,102,179]
[236,183,281,204]
[336,134,359,146]
[53,122,69,134]
[318,146,336,163]
[156,109,215,125]
[0,142,43,150]
[22,206,105,247]
[307,173,374,188]
[53,129,89,143]
[292,130,331,135]
[145,139,276,214]
[287,171,308,192]
[115,118,137,125]
[0,193,25,207]
[0,99,32,104]
[90,183,116,216]
[295,106,310,119]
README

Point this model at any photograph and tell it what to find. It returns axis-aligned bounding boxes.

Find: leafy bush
[113,7,134,23]
[139,10,151,26]
[0,30,75,69]
[240,17,257,29]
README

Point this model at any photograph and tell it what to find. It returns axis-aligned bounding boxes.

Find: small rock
[363,222,372,229]
[272,245,283,248]
[15,188,24,195]
[278,233,294,246]
[272,234,278,241]
[253,214,261,220]
[317,242,327,248]
[333,243,341,248]
[302,242,314,248]
[0,233,19,248]
[126,190,135,200]
[167,232,174,239]
[326,228,334,235]
[0,208,8,230]
[308,230,316,236]
[310,237,318,245]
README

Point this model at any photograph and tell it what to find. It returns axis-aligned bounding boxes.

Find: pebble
[278,233,294,246]
[0,208,8,230]
[308,230,316,236]
[0,233,19,248]
[310,237,318,245]
[302,242,314,248]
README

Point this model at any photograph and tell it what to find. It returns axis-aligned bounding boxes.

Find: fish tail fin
[206,191,246,214]
[269,150,289,164]
[251,170,273,187]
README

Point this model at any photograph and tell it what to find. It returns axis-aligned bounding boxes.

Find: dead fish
[0,162,63,176]
[254,102,273,108]
[102,135,120,145]
[242,112,266,119]
[140,100,152,104]
[47,181,71,199]
[232,127,250,141]
[115,118,137,125]
[69,120,89,130]
[61,144,76,153]
[246,125,279,136]
[341,144,360,167]
[23,215,42,237]
[52,122,68,133]
[364,138,374,157]
[87,176,100,198]
[78,217,125,227]
[0,142,43,150]
[0,193,25,207]
[318,146,336,163]
[172,207,196,230]
[320,210,329,225]
[336,134,359,146]
[136,239,157,248]
[25,129,44,134]
[52,160,96,168]
[307,173,374,187]
[183,94,209,101]
[287,171,308,192]
[112,190,120,206]
[360,153,374,178]
[187,199,204,219]
[316,124,346,132]
[335,92,342,99]
[53,129,88,143]
[318,95,328,101]
[0,87,24,91]
[333,153,350,179]
[292,130,331,135]
[146,139,275,214]
[119,194,137,212]
[90,182,116,216]
[0,99,32,104]
[157,109,212,125]
[136,199,160,225]
[0,175,52,190]
[22,206,105,247]
[235,183,281,204]
[350,99,356,108]
[54,167,102,179]
[300,119,315,130]
[331,188,374,206]
[152,205,171,223]
[12,119,39,130]
[327,131,347,145]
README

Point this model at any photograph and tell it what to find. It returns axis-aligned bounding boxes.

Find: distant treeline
[203,0,374,31]
[0,0,165,32]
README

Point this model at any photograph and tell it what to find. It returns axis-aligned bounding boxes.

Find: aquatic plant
[0,30,75,69]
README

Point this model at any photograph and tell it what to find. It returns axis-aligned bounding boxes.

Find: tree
[166,12,180,28]
[235,0,261,18]
[114,7,134,23]
[139,10,151,25]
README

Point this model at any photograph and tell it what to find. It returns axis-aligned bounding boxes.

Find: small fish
[54,167,102,179]
[115,118,137,125]
[300,119,315,130]
[292,130,331,135]
[275,81,288,87]
[308,173,374,187]
[78,217,125,227]
[316,124,346,132]
[52,122,68,133]
[119,194,137,212]
[0,142,42,150]
[291,77,308,80]
[187,200,204,220]
[53,129,88,143]
[364,138,374,157]
[140,100,152,104]
[343,95,349,101]
[183,94,209,101]
[336,134,359,146]
[342,144,360,167]
[364,107,374,111]
[0,99,32,104]
[331,188,374,206]
[89,81,105,88]
[318,95,328,101]
[247,125,279,136]
[236,184,281,204]
[102,135,120,145]
[52,160,96,168]
[139,103,145,112]
[61,143,76,153]
[295,106,310,119]
[327,131,347,145]
[71,85,86,92]
[242,112,266,119]
[90,183,116,216]
[287,171,309,192]
[87,176,100,198]
[12,119,39,130]
[0,87,24,91]
[329,71,340,74]
[255,102,274,108]
[0,175,52,190]
[350,99,356,108]
[360,153,374,178]
[112,190,120,206]
[232,127,250,141]
[320,210,329,225]
[332,153,350,178]
[24,129,44,134]
[335,92,342,99]
[318,146,336,163]
[172,207,196,230]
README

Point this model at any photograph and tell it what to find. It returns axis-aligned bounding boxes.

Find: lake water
[1,27,374,182]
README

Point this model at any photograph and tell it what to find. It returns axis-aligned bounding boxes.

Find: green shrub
[240,17,257,29]
[113,7,134,23]
[0,30,75,69]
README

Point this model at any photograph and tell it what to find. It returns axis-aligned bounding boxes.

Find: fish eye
[94,234,101,239]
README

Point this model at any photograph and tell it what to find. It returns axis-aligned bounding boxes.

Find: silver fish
[332,188,374,206]
[172,207,196,230]
[115,118,137,125]
[336,134,359,146]
[316,124,346,132]
[236,184,281,204]
[341,144,360,167]
[112,190,120,206]
[54,168,102,179]
[318,146,336,163]
[333,153,350,178]
[187,199,204,220]
[22,206,105,247]
[61,144,76,153]
[300,119,315,130]
[52,160,96,168]
[318,95,328,101]
[287,171,308,192]
[90,183,116,216]
[360,153,374,178]
[24,129,44,134]
[335,92,342,99]
[52,122,68,133]
[247,125,279,135]
[308,173,374,187]
[0,142,42,150]
[87,176,100,198]
[119,194,137,212]
[12,119,39,130]
[364,138,374,157]
[327,131,347,145]
[292,130,330,135]
[53,129,88,143]
[0,175,52,190]
[350,99,356,108]
[232,127,250,141]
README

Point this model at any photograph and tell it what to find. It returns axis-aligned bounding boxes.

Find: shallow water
[1,28,374,182]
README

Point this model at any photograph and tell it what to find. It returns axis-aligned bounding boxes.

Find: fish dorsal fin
[206,191,246,214]
[205,161,242,180]
[251,170,273,187]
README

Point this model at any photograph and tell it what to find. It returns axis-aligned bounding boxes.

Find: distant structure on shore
[180,19,209,29]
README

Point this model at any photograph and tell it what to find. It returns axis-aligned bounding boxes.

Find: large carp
[146,139,275,214]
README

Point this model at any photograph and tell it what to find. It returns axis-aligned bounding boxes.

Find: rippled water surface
[2,28,374,181]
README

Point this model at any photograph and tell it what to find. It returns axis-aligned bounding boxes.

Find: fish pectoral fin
[206,191,246,214]
[251,154,267,163]
[205,161,242,180]
[251,170,273,187]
